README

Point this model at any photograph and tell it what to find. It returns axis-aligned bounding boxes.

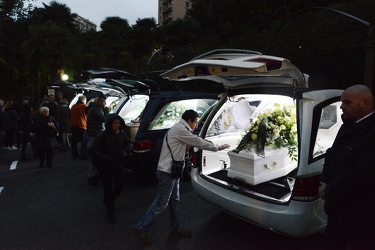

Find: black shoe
[88,177,99,186]
[21,157,31,161]
[38,164,45,168]
[108,212,116,224]
[46,165,53,168]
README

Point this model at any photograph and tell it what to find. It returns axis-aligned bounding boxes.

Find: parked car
[66,69,159,142]
[153,49,344,237]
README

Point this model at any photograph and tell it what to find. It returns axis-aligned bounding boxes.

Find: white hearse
[161,49,343,236]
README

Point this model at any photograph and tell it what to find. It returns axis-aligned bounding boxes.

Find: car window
[311,101,343,159]
[117,95,149,123]
[148,99,217,130]
[103,96,120,113]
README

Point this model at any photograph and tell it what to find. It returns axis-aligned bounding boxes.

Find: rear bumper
[191,168,327,237]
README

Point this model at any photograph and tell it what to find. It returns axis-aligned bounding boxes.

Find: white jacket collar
[179,119,192,132]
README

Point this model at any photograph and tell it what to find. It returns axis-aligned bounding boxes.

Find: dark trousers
[20,132,30,159]
[324,214,375,250]
[37,143,53,167]
[324,214,349,250]
[5,129,16,147]
[71,128,88,158]
[98,166,124,213]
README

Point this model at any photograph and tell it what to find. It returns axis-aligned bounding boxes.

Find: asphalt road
[0,146,325,249]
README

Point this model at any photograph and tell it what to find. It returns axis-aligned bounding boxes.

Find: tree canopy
[0,0,374,102]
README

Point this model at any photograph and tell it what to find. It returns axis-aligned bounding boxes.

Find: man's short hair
[78,95,87,101]
[182,109,199,122]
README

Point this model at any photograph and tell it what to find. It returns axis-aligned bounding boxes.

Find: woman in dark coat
[32,106,59,168]
[2,101,20,150]
[89,114,132,224]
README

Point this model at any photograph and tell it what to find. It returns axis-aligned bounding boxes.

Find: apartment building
[74,15,97,32]
[158,0,192,26]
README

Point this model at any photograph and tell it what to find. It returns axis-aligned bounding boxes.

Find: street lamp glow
[61,74,68,81]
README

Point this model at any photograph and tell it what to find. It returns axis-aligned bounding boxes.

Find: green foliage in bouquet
[234,103,298,160]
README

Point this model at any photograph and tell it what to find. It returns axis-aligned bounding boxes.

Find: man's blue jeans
[135,170,180,231]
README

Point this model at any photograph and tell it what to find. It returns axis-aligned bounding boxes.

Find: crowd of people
[0,93,69,159]
[0,92,102,166]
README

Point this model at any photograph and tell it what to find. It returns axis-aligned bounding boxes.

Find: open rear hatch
[160,50,341,204]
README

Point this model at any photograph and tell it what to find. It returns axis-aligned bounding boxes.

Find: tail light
[190,151,198,168]
[291,174,321,202]
[133,140,155,153]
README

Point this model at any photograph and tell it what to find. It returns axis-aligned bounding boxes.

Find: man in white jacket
[134,109,230,245]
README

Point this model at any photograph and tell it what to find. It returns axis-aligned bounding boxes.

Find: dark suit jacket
[321,112,375,236]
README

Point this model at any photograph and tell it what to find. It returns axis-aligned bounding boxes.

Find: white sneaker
[8,146,17,150]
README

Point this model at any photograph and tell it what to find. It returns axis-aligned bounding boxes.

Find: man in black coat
[87,95,109,186]
[319,85,375,250]
[87,95,109,137]
[43,94,58,119]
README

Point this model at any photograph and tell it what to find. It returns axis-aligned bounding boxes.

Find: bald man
[319,85,375,250]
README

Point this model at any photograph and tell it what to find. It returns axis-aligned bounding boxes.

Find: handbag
[166,133,185,179]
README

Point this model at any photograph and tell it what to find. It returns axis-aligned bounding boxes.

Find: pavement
[0,143,326,249]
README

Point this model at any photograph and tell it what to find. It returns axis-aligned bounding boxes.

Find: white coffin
[227,147,297,185]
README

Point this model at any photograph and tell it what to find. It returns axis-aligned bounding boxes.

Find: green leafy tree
[131,18,158,59]
[97,16,134,70]
[22,1,82,100]
[0,0,34,21]
[0,0,34,99]
[28,1,78,33]
[80,30,103,71]
[267,1,375,89]
[21,23,82,90]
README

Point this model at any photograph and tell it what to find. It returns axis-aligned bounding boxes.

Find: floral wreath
[233,103,298,160]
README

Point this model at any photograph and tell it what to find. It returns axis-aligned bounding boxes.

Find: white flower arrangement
[234,103,298,160]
